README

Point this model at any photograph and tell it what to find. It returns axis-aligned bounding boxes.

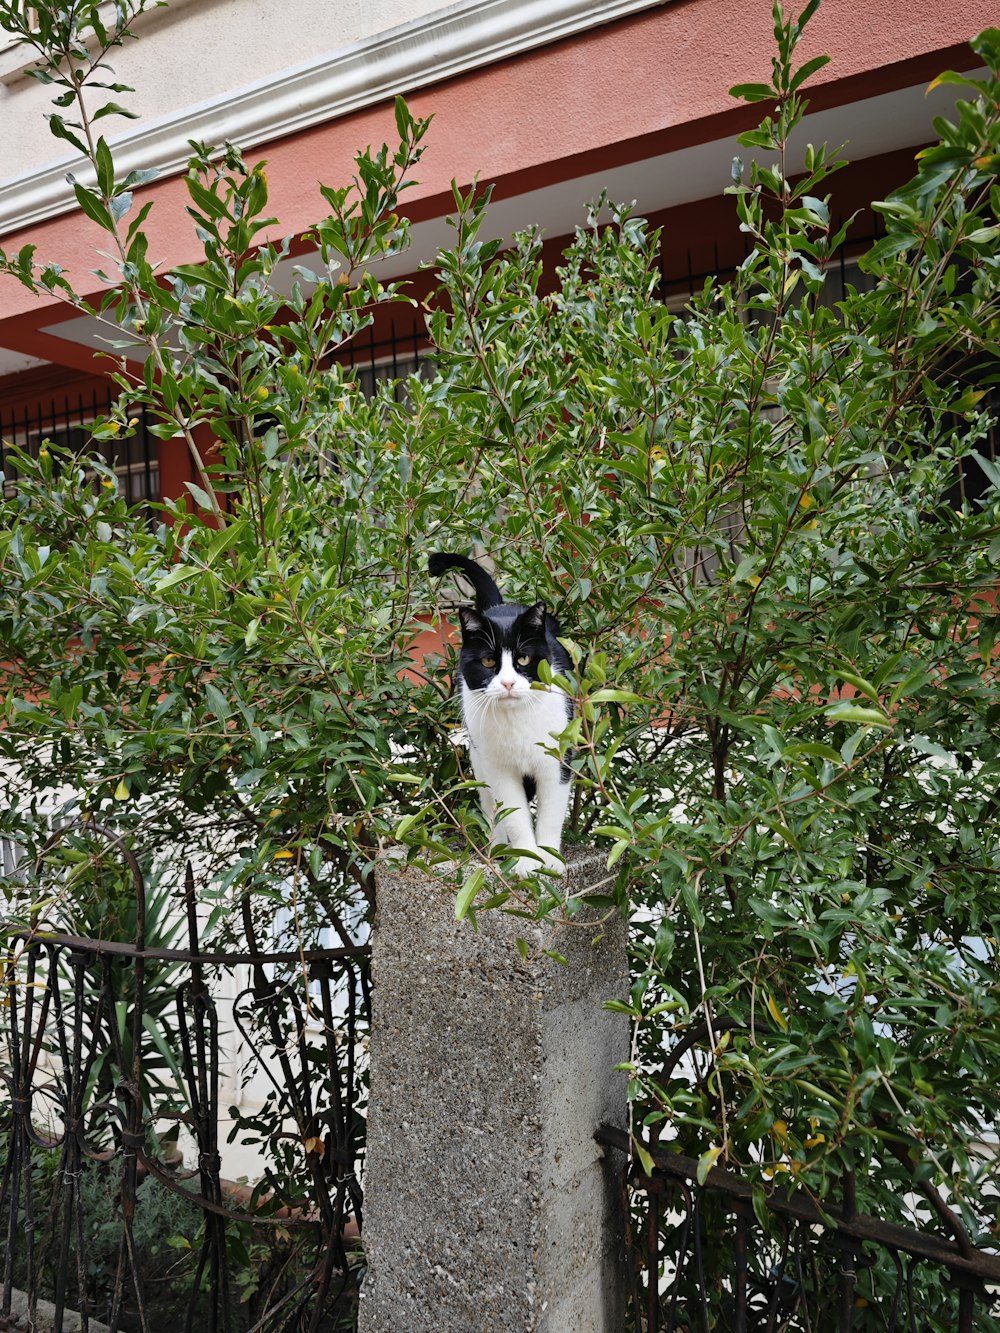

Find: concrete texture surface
[4,1288,111,1332]
[359,848,629,1332]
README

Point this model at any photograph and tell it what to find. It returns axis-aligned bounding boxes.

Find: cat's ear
[522,601,548,634]
[458,605,489,639]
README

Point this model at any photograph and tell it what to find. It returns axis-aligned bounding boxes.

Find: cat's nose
[501,679,516,692]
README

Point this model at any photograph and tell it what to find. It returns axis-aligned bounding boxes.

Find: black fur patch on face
[457,601,571,691]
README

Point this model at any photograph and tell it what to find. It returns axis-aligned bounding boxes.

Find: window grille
[334,319,433,401]
[0,390,160,504]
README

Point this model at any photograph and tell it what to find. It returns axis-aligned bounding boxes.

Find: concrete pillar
[359,849,629,1333]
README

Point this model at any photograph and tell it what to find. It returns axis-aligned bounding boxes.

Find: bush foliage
[2,0,1000,1319]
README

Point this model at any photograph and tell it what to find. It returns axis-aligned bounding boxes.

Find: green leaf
[110,191,133,223]
[394,95,412,142]
[394,812,422,839]
[203,681,231,722]
[93,102,139,122]
[455,867,485,921]
[861,232,916,268]
[789,53,830,93]
[972,451,1000,491]
[587,688,644,705]
[729,82,775,103]
[833,667,880,704]
[965,224,1000,245]
[47,114,88,155]
[697,1145,722,1185]
[154,565,197,593]
[73,182,114,232]
[95,136,115,196]
[823,702,891,729]
[925,70,983,95]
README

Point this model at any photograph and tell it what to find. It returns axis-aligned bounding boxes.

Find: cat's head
[457,601,557,701]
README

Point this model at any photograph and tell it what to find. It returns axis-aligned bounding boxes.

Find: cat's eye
[516,655,532,667]
[481,656,496,668]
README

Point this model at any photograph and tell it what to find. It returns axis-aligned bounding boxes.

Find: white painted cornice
[0,0,668,239]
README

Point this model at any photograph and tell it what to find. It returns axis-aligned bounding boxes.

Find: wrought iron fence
[598,1122,1000,1333]
[597,1022,1000,1333]
[332,319,432,400]
[1,824,369,1333]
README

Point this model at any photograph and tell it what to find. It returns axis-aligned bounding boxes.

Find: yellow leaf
[765,991,789,1032]
[633,1139,654,1177]
[798,491,814,509]
[114,779,130,801]
[697,1144,722,1185]
[273,849,294,860]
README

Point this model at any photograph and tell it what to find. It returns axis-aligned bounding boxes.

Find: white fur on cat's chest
[460,681,568,776]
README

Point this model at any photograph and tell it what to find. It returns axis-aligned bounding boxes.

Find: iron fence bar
[48,948,90,1331]
[733,1199,749,1333]
[763,1219,790,1333]
[887,1247,904,1333]
[691,1186,710,1333]
[793,1221,813,1333]
[661,1178,692,1333]
[646,1178,661,1332]
[594,1123,1000,1286]
[178,861,231,1333]
[12,928,369,965]
[838,1169,857,1330]
[905,1256,918,1333]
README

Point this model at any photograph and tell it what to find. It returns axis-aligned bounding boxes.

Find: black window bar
[0,387,160,504]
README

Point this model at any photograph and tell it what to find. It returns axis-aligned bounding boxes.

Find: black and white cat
[429,552,573,877]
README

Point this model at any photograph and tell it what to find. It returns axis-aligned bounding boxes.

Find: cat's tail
[428,552,503,610]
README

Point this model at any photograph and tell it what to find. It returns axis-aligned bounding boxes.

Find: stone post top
[373,847,626,1002]
[375,843,610,902]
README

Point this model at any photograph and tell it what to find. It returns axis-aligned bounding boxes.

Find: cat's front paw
[510,850,565,878]
[536,848,566,875]
[510,855,542,879]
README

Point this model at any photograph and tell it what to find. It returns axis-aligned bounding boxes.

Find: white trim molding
[0,0,669,239]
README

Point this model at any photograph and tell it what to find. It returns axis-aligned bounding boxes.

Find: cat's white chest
[461,682,567,776]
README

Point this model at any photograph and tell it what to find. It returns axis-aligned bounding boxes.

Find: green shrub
[2,3,1000,1325]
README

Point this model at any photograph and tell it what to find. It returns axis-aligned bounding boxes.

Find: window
[1,400,160,503]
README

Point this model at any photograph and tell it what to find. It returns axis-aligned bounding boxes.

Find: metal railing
[333,318,432,400]
[597,1122,1000,1332]
[1,825,369,1333]
[597,1018,1000,1333]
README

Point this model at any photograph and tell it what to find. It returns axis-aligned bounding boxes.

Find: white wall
[0,0,450,183]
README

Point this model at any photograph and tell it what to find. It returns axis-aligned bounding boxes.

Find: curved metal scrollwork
[1,823,370,1333]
